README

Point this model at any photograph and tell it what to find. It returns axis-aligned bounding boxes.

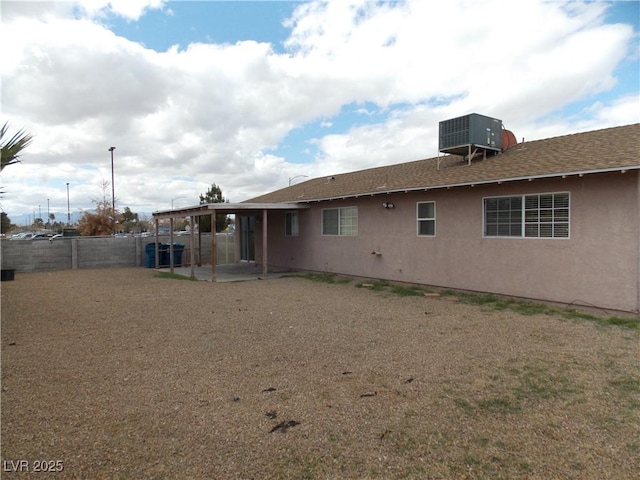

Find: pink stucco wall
[258,171,639,313]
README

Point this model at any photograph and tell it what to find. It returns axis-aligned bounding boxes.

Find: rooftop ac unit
[439,113,503,156]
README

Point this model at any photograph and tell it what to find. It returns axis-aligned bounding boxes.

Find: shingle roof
[246,123,640,203]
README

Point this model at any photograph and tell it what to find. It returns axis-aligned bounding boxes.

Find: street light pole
[171,196,187,208]
[66,183,70,225]
[47,198,50,229]
[289,175,309,186]
[108,146,116,234]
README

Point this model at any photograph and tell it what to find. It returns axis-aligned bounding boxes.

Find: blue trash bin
[145,243,170,268]
[158,244,169,267]
[172,244,185,266]
[145,243,156,268]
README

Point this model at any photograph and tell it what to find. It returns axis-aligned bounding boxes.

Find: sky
[1,0,639,225]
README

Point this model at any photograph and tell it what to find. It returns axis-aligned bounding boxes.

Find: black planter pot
[1,269,16,281]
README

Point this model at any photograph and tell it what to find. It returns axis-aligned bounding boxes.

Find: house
[154,123,640,313]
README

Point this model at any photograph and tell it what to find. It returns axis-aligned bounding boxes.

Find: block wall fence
[1,234,235,272]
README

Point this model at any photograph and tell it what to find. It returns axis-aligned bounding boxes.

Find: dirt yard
[1,268,638,479]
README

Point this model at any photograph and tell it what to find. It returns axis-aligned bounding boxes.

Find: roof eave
[291,165,640,203]
[153,202,309,219]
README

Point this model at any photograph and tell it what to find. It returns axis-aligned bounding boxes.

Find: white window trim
[482,191,570,239]
[416,201,436,237]
[321,206,358,236]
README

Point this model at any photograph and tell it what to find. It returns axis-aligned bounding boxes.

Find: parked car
[10,232,34,240]
[30,233,53,240]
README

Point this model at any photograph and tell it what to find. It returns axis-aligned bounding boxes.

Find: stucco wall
[261,171,639,313]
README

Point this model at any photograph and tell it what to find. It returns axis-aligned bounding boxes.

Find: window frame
[285,211,299,236]
[483,192,570,239]
[416,201,436,237]
[321,206,358,236]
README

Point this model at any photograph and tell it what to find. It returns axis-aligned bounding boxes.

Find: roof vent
[439,113,503,159]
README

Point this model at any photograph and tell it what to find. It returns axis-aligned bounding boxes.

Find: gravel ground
[1,268,639,479]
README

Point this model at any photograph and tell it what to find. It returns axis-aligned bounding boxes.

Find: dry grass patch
[2,268,638,479]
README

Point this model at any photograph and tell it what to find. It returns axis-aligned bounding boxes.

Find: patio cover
[152,203,308,281]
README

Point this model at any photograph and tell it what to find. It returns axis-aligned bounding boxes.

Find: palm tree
[1,122,33,171]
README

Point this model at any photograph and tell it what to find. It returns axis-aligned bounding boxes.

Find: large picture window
[417,202,436,236]
[484,192,569,238]
[322,206,358,236]
[285,211,298,236]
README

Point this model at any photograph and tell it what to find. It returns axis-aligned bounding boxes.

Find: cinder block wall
[1,234,234,272]
[1,239,73,271]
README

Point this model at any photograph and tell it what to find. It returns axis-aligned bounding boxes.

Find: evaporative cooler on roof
[438,113,503,157]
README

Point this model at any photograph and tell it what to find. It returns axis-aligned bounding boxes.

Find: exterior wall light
[382,202,395,209]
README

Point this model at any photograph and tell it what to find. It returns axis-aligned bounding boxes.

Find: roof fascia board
[296,165,640,203]
[153,202,308,219]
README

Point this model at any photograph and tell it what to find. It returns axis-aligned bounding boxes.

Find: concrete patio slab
[159,263,301,282]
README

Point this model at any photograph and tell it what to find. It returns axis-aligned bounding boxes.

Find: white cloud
[69,0,167,21]
[0,0,637,223]
[0,0,166,22]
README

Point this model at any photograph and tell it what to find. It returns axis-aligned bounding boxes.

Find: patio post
[197,221,202,267]
[169,218,174,273]
[262,208,268,278]
[211,213,217,282]
[154,218,160,269]
[189,215,196,279]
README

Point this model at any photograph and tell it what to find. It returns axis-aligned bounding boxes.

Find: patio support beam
[262,208,268,278]
[211,213,217,282]
[154,218,160,269]
[189,215,196,279]
[197,220,202,267]
[169,218,174,273]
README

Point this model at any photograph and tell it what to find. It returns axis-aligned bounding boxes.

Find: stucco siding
[263,171,638,312]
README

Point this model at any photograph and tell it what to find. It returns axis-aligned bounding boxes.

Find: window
[417,202,436,236]
[285,211,298,236]
[484,196,523,237]
[322,206,358,236]
[484,192,569,238]
[524,193,569,238]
